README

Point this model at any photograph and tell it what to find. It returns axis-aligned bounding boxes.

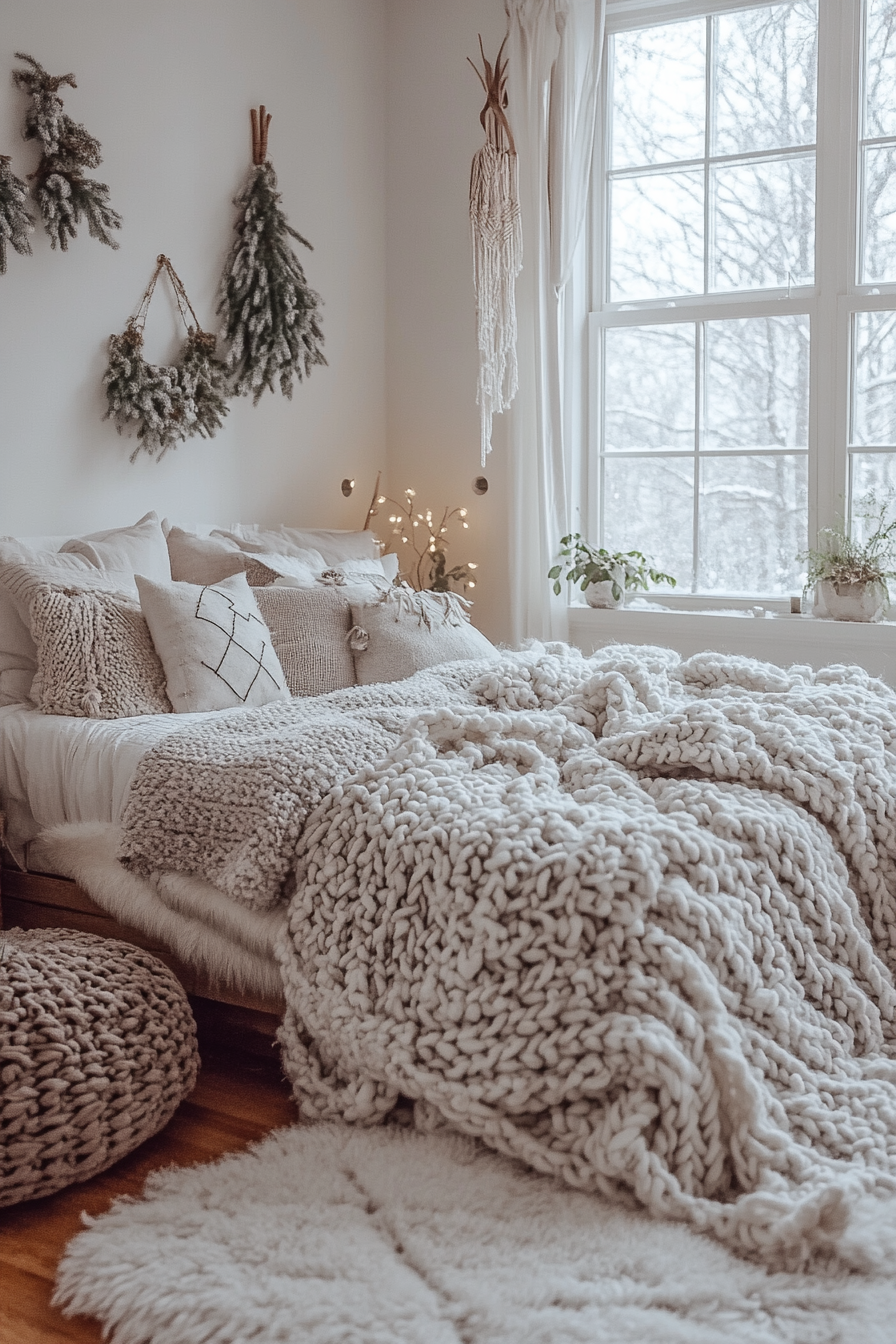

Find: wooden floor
[0,1024,298,1344]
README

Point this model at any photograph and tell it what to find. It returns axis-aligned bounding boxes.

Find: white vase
[584,580,624,609]
[814,578,888,622]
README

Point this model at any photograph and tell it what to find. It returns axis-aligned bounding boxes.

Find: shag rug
[54,1124,896,1344]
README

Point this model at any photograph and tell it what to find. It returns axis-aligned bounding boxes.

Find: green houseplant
[549,533,676,608]
[800,494,896,622]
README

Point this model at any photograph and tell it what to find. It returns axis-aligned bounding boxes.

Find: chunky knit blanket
[118,660,495,908]
[274,642,896,1270]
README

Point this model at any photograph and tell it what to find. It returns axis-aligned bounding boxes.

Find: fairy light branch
[366,487,478,593]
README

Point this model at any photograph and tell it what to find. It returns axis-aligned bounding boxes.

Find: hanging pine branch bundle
[12,52,122,251]
[103,255,229,461]
[217,106,326,402]
[0,154,34,273]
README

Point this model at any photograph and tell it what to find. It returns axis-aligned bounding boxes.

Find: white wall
[0,0,386,536]
[385,0,511,643]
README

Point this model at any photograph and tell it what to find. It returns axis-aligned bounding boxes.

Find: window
[590,0,895,599]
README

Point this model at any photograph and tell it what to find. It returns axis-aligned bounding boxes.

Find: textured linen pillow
[136,571,290,713]
[349,588,497,685]
[60,512,171,582]
[253,586,355,697]
[29,585,171,718]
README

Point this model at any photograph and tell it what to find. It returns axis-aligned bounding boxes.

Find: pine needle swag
[217,105,326,403]
[12,52,122,251]
[179,329,230,439]
[103,257,197,462]
[0,154,34,273]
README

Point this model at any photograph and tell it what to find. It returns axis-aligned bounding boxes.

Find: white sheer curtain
[505,0,605,644]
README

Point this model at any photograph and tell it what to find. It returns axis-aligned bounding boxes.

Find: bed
[6,512,896,1271]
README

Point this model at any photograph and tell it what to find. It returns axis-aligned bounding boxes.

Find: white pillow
[60,511,171,582]
[136,571,290,713]
[213,524,380,565]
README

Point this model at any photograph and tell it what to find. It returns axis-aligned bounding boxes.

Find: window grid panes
[607,3,818,304]
[596,1,820,598]
[861,0,896,283]
[601,317,809,595]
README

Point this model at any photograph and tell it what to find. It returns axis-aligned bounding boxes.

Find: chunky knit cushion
[252,586,355,697]
[350,589,496,685]
[29,584,171,718]
[0,928,198,1207]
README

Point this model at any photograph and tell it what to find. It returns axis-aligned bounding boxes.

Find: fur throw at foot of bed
[274,643,896,1271]
[37,822,285,1001]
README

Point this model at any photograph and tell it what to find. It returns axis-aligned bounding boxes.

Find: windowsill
[567,603,896,687]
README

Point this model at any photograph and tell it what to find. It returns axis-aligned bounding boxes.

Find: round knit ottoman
[0,927,199,1207]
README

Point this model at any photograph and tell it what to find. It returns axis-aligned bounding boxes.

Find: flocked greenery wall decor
[12,52,121,251]
[0,153,33,273]
[104,254,229,461]
[217,105,326,402]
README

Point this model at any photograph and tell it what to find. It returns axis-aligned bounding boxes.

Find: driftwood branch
[467,34,514,155]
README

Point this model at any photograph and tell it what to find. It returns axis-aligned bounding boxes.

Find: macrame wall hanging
[0,153,33,273]
[217,105,327,403]
[103,254,229,462]
[468,36,522,466]
[12,53,121,252]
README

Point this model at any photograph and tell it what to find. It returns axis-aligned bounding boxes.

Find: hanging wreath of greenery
[0,153,34,273]
[103,255,229,461]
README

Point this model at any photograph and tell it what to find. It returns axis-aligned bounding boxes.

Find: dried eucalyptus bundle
[12,52,121,251]
[104,255,229,461]
[218,106,326,402]
[0,154,33,273]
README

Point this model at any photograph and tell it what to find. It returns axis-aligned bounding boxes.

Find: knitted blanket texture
[118,660,493,908]
[272,642,896,1270]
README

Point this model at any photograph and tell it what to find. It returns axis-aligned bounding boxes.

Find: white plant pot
[814,578,888,623]
[584,580,624,609]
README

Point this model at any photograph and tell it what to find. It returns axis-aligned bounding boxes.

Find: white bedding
[0,703,212,862]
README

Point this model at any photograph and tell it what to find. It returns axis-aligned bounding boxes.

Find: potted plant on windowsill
[801,494,896,623]
[549,533,676,608]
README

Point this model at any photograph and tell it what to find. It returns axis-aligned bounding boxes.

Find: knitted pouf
[0,927,199,1207]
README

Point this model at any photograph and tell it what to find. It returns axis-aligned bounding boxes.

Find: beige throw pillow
[29,586,171,718]
[166,527,248,585]
[136,572,290,713]
[253,586,355,697]
[213,524,380,565]
[349,588,496,685]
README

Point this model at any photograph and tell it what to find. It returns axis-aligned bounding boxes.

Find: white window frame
[586,0,890,610]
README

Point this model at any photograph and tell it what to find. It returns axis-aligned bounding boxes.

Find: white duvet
[0,703,212,861]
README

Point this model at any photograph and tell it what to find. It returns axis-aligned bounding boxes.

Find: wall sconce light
[472,476,489,495]
[341,478,355,497]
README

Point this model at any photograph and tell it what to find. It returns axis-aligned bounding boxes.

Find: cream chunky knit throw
[121,641,896,1267]
[274,643,896,1270]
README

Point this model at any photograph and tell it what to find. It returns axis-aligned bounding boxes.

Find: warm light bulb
[406,488,416,497]
[377,496,386,504]
[468,563,478,569]
[468,581,476,589]
[462,522,468,528]
[459,509,467,517]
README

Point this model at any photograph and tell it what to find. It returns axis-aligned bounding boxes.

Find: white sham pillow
[60,511,171,582]
[136,571,290,713]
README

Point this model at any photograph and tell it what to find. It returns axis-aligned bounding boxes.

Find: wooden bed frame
[1,855,284,1055]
